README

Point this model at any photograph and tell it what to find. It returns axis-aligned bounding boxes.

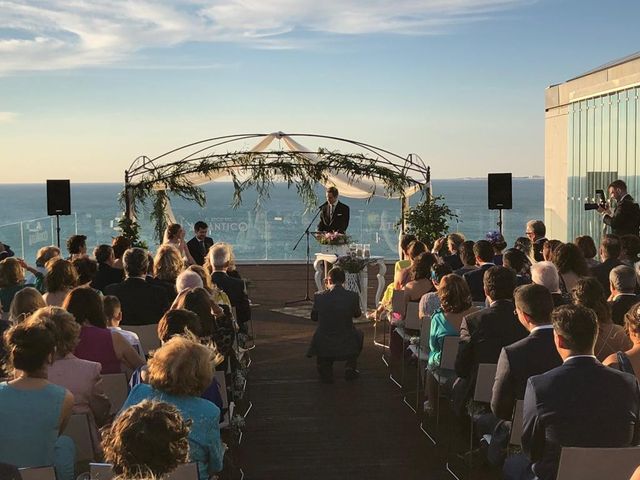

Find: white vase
[320,244,349,256]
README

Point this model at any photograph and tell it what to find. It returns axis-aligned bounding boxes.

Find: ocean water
[0,179,543,261]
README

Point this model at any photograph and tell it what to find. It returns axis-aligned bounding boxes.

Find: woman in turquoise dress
[120,335,224,480]
[0,312,75,480]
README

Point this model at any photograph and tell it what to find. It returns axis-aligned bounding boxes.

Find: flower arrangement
[334,255,375,273]
[315,231,351,245]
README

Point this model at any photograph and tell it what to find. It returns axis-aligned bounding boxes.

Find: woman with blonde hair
[150,244,183,302]
[43,306,111,457]
[26,245,60,291]
[120,336,224,478]
[9,287,45,323]
[43,258,78,307]
[163,223,195,266]
[0,257,36,319]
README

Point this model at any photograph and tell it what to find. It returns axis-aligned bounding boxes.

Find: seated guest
[454,266,528,413]
[575,235,600,268]
[513,236,536,266]
[491,284,562,421]
[419,263,453,320]
[0,257,35,318]
[553,242,590,295]
[530,261,567,307]
[111,236,131,270]
[172,287,229,349]
[66,234,87,261]
[158,309,202,343]
[72,256,99,289]
[104,295,142,355]
[103,400,190,479]
[504,304,640,480]
[443,233,465,271]
[503,248,532,286]
[120,336,224,478]
[176,269,204,293]
[0,318,75,480]
[64,287,145,374]
[149,244,182,303]
[401,252,437,318]
[424,275,479,413]
[209,244,251,333]
[187,221,214,267]
[620,234,640,267]
[454,240,478,277]
[105,247,170,326]
[163,223,196,266]
[44,306,111,457]
[308,267,363,383]
[8,286,45,323]
[591,234,623,298]
[188,265,232,308]
[525,220,547,262]
[604,302,640,380]
[572,277,632,361]
[91,244,124,293]
[0,241,14,261]
[395,240,427,289]
[463,240,496,302]
[25,245,60,291]
[608,265,640,326]
[43,258,78,307]
[487,231,507,266]
[542,239,563,262]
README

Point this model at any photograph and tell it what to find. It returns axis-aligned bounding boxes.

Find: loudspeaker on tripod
[488,173,512,210]
[47,180,71,216]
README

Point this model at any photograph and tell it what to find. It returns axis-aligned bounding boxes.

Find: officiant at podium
[317,186,350,234]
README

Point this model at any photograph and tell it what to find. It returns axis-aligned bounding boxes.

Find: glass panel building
[545,52,640,241]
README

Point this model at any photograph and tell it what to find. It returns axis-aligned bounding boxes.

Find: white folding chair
[556,446,640,480]
[89,463,114,480]
[101,372,129,415]
[18,466,56,480]
[215,371,230,429]
[63,413,95,462]
[90,463,199,480]
[122,323,160,355]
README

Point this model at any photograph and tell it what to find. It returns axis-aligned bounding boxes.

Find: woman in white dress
[163,224,196,266]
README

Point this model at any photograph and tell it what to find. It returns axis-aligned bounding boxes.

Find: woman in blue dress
[0,310,75,479]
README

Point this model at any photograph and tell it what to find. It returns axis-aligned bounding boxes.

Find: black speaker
[488,173,512,210]
[47,180,71,215]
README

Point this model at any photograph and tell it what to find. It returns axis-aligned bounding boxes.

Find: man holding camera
[597,180,640,236]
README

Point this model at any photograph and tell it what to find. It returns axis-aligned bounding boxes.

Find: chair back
[405,302,421,330]
[473,363,497,403]
[391,290,404,315]
[556,446,640,480]
[509,399,524,447]
[18,466,56,480]
[439,336,460,370]
[89,463,114,480]
[215,371,230,428]
[63,413,95,462]
[122,324,160,355]
[102,372,129,415]
[168,463,199,480]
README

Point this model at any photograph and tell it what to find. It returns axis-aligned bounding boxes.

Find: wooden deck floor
[238,308,461,480]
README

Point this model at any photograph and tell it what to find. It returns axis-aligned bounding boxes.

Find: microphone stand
[285,206,323,305]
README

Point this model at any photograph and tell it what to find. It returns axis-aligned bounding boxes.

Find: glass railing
[0,215,78,261]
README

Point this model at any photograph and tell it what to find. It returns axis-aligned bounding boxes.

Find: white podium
[313,254,386,313]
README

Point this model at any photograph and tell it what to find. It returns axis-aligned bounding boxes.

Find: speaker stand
[496,209,503,235]
[55,214,61,248]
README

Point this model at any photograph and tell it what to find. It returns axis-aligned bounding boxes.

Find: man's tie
[200,240,206,255]
[329,203,334,220]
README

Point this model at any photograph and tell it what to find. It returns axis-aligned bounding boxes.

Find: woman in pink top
[40,306,111,458]
[63,288,145,374]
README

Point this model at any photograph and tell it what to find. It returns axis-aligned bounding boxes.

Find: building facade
[545,52,640,241]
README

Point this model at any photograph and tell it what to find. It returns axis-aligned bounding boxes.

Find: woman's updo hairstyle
[3,316,56,373]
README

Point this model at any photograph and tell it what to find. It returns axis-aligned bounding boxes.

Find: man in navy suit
[317,186,350,234]
[504,304,640,480]
[590,234,623,298]
[463,240,496,302]
[187,221,214,266]
[608,265,640,326]
[598,179,640,236]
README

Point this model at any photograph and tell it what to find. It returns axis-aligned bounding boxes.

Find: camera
[584,189,606,211]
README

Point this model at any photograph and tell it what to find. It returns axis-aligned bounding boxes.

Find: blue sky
[1,0,639,183]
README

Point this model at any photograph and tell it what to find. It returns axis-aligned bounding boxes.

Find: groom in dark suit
[187,221,214,266]
[599,179,640,236]
[317,186,350,234]
[307,267,363,383]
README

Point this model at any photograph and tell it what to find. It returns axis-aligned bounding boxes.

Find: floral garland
[315,231,351,245]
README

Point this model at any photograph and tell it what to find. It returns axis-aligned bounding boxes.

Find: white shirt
[109,326,143,356]
[564,354,597,363]
[531,324,554,333]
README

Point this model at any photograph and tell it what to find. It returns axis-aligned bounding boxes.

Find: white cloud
[0,0,532,74]
[0,112,18,123]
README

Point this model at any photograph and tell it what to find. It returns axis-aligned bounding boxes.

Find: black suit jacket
[187,236,214,266]
[523,357,640,480]
[444,253,463,271]
[104,277,169,326]
[211,271,251,323]
[604,194,640,236]
[533,237,547,262]
[463,263,495,302]
[317,201,350,234]
[491,327,562,421]
[590,257,623,298]
[91,263,124,293]
[609,294,640,326]
[307,285,363,359]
